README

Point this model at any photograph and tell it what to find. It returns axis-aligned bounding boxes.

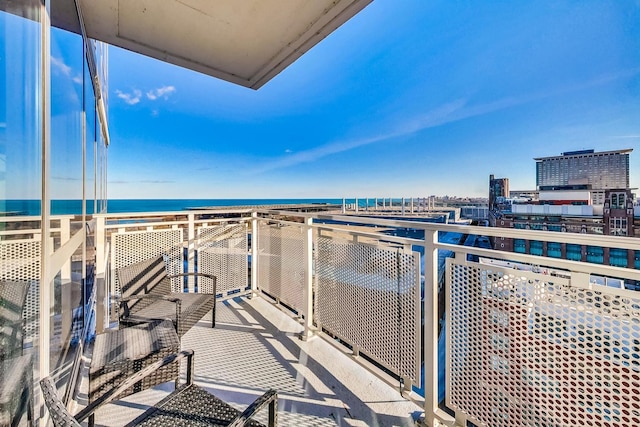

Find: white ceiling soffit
[77,0,372,89]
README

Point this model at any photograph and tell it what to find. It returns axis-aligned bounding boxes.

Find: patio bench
[116,255,217,337]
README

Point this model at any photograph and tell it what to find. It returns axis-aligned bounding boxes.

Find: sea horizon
[2,198,352,216]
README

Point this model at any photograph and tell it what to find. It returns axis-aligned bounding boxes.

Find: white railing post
[301,216,314,340]
[187,213,195,292]
[423,227,439,426]
[402,198,405,216]
[342,198,346,214]
[251,211,259,298]
[355,197,358,213]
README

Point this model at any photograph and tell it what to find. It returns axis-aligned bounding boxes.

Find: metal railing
[92,208,640,427]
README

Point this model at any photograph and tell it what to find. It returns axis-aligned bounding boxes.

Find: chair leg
[268,398,277,427]
[211,304,216,328]
[89,413,95,427]
[28,385,34,427]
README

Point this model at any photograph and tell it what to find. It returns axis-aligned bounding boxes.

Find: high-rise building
[534,148,632,205]
[489,174,509,211]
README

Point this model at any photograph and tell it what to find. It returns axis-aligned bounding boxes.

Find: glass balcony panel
[0,6,41,426]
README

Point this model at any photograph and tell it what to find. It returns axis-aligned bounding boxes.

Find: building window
[610,192,626,209]
[609,218,628,236]
[586,246,604,264]
[514,239,526,253]
[609,248,628,268]
[530,240,543,256]
[547,242,562,258]
[566,244,582,261]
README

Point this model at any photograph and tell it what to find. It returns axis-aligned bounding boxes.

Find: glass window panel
[50,26,83,216]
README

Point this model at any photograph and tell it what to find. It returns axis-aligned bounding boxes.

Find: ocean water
[1,198,345,216]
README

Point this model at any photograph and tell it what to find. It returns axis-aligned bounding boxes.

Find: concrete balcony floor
[87,296,422,426]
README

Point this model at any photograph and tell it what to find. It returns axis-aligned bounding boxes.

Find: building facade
[491,151,640,284]
[535,148,632,205]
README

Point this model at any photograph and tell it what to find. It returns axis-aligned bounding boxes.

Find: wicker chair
[116,255,217,337]
[0,281,34,427]
[88,319,180,427]
[41,350,278,427]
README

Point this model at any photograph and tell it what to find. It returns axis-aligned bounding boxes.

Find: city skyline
[4,1,638,200]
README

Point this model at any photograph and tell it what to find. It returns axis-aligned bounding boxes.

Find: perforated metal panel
[197,223,248,297]
[111,229,183,295]
[446,258,640,427]
[314,236,421,387]
[0,240,40,344]
[256,222,305,315]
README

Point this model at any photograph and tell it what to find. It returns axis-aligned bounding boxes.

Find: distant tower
[489,174,510,211]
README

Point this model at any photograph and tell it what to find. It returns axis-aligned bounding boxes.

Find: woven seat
[88,320,180,426]
[41,350,278,427]
[117,256,217,337]
[0,281,33,427]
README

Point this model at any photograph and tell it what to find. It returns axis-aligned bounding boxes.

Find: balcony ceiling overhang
[54,0,372,89]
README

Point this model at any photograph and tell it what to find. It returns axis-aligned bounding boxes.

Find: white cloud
[147,85,176,100]
[116,89,142,105]
[50,56,71,76]
[72,75,83,84]
[284,149,292,153]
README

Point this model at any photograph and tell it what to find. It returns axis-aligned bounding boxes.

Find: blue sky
[106,1,639,199]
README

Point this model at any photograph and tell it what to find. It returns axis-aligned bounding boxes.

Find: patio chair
[88,319,180,427]
[41,350,278,427]
[116,255,217,337]
[0,281,34,426]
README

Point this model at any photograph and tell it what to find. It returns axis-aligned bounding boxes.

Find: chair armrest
[228,389,278,427]
[120,294,180,304]
[74,350,195,423]
[167,272,216,281]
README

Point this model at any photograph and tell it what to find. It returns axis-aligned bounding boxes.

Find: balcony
[2,208,640,426]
